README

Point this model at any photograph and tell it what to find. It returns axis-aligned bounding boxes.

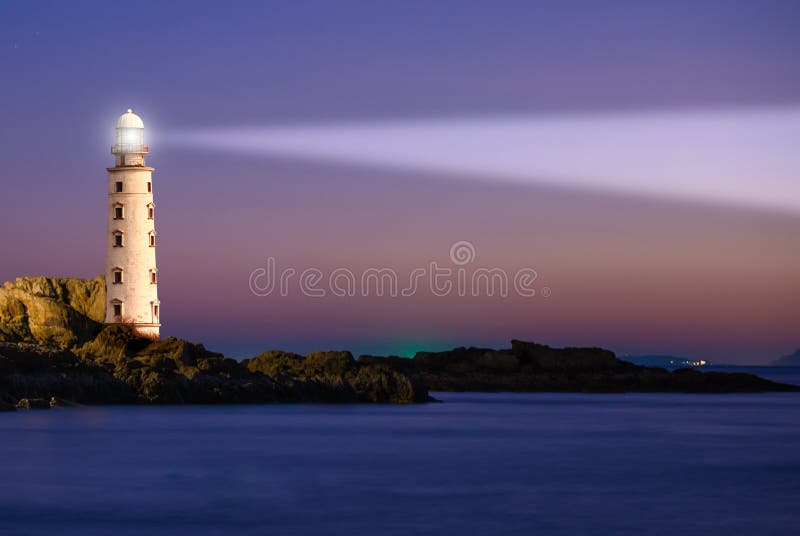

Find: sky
[1,0,798,363]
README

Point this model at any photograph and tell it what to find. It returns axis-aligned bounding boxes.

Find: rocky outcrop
[359,340,799,393]
[0,340,136,405]
[0,325,432,408]
[0,276,432,406]
[16,398,51,409]
[243,350,429,403]
[2,276,795,407]
[0,276,105,348]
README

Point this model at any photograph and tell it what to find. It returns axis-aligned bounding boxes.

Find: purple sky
[1,1,798,363]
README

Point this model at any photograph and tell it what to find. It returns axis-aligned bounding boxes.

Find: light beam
[161,105,800,214]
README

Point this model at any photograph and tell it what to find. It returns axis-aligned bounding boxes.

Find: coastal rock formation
[0,340,135,404]
[359,340,799,393]
[0,325,429,408]
[0,276,431,407]
[0,325,431,407]
[15,398,51,409]
[1,276,796,407]
[243,350,429,403]
[0,276,105,348]
[0,277,429,409]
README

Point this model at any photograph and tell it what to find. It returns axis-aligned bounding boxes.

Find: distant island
[1,276,797,410]
[771,349,800,367]
[620,354,711,368]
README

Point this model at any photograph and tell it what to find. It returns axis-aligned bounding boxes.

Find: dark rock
[359,341,800,394]
[305,351,356,375]
[245,348,431,403]
[5,276,789,403]
[16,398,51,409]
[1,322,431,405]
[348,363,430,403]
[511,340,630,372]
[0,275,432,405]
[1,341,136,404]
[49,397,82,408]
[243,350,304,376]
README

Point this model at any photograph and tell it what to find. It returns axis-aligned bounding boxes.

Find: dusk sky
[1,0,798,363]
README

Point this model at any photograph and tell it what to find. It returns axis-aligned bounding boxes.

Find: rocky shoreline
[360,341,799,393]
[0,277,430,407]
[1,276,797,409]
[0,332,431,407]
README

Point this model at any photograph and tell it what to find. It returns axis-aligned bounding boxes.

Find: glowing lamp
[112,108,148,154]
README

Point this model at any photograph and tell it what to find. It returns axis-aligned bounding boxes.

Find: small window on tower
[114,204,124,220]
[147,182,152,193]
[112,269,123,284]
[115,181,123,193]
[150,270,157,284]
[154,305,159,319]
[147,205,154,220]
[149,232,156,247]
[113,302,123,317]
[113,231,123,247]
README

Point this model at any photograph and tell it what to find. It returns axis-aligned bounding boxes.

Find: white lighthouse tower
[105,109,160,339]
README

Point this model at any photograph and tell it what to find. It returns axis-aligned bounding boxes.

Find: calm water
[703,365,800,386]
[2,388,800,534]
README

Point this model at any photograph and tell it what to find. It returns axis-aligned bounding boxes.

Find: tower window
[112,302,123,317]
[114,204,124,220]
[147,182,152,193]
[115,181,123,193]
[147,204,154,220]
[149,232,156,247]
[113,231,124,247]
[150,270,157,284]
[153,305,159,319]
[112,269,123,284]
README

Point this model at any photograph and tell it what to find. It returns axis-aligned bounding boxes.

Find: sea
[1,366,799,535]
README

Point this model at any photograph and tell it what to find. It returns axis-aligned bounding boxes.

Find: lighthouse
[105,109,160,339]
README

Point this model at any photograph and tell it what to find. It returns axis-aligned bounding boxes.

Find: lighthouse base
[106,323,161,341]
